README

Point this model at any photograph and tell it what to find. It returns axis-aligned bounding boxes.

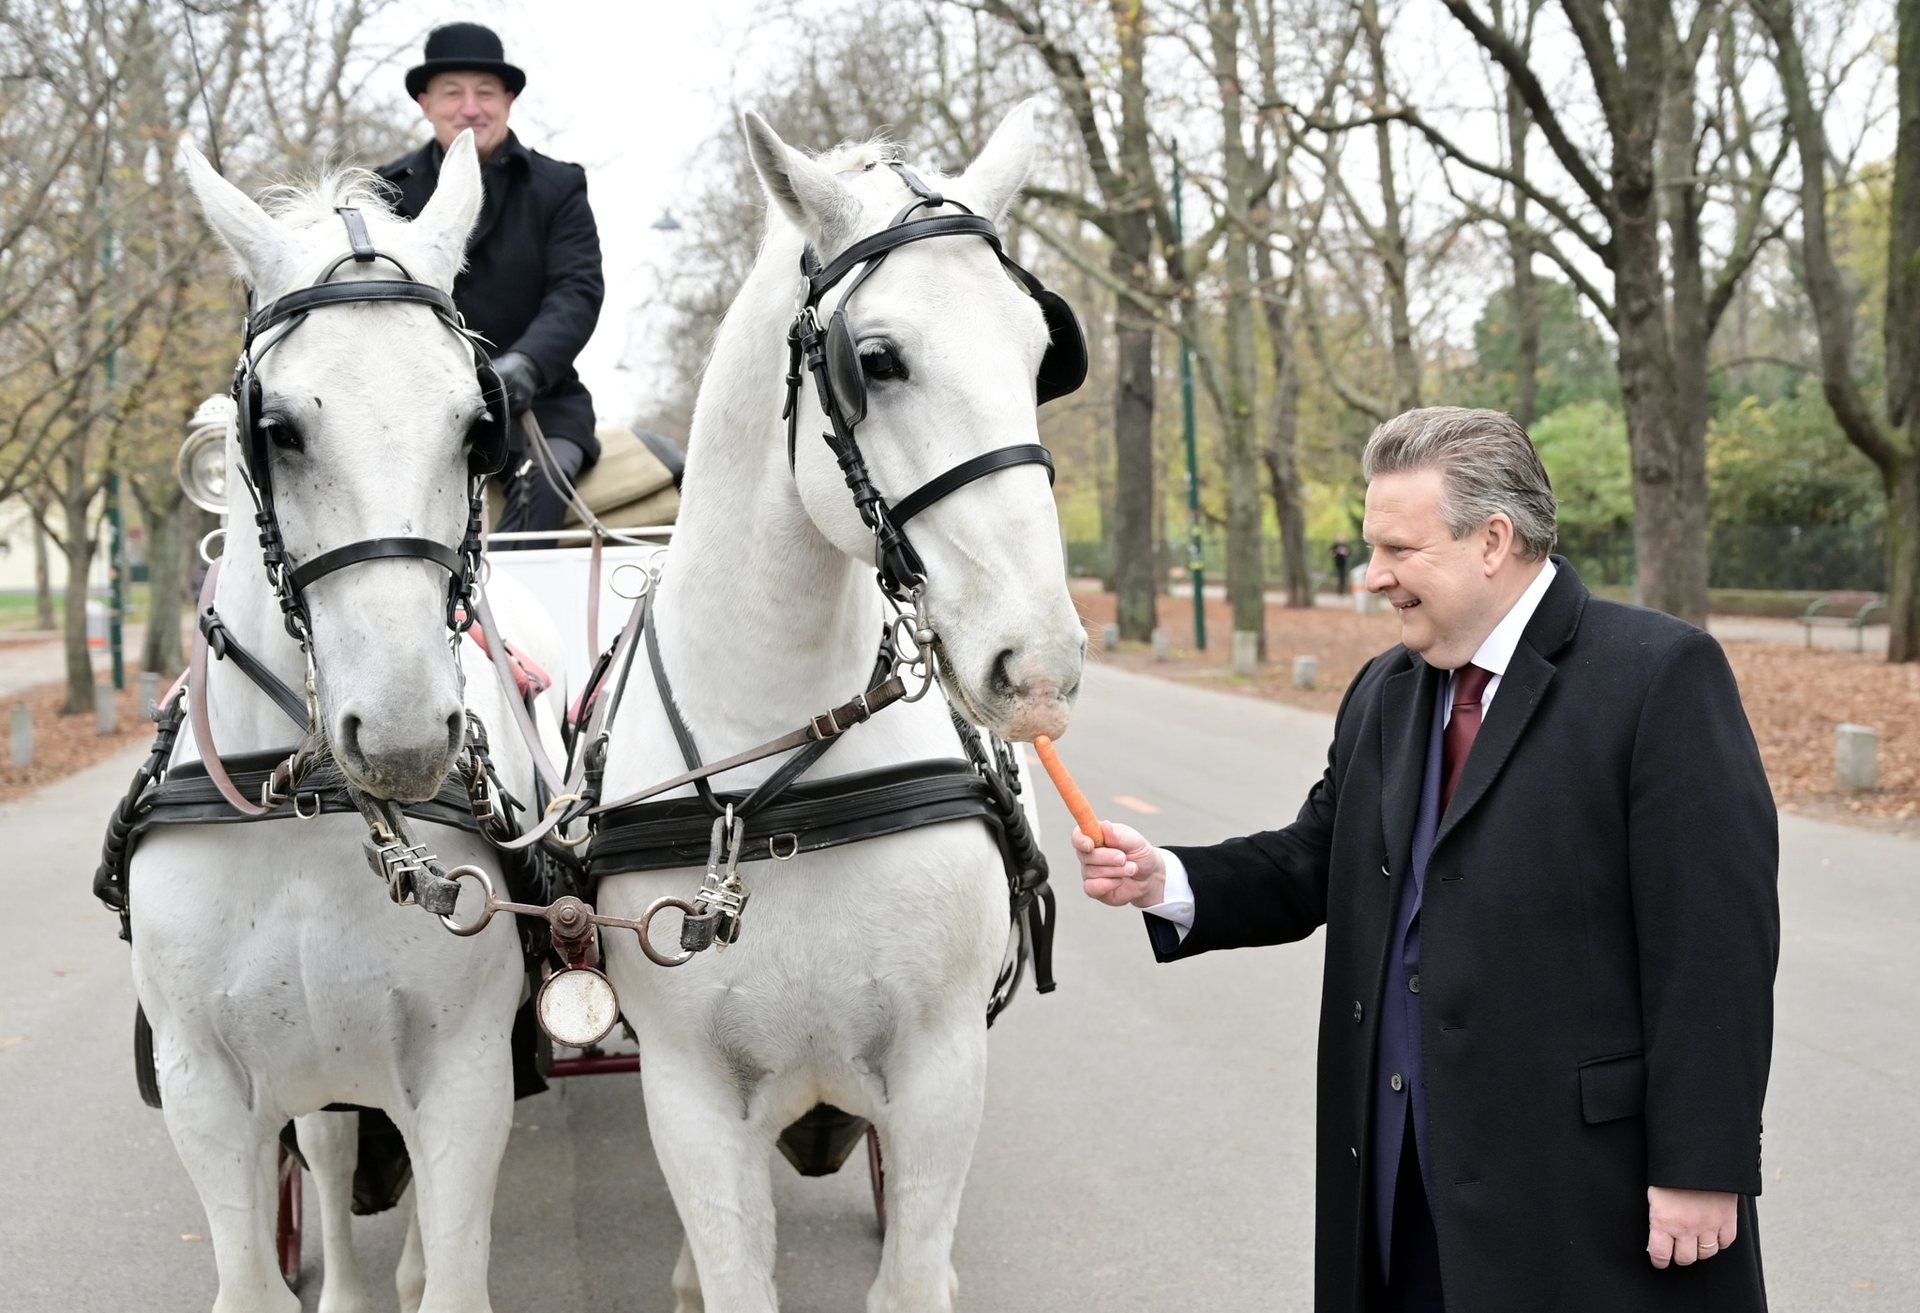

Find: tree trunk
[60,482,96,715]
[1660,20,1713,598]
[1362,0,1420,412]
[1109,0,1159,641]
[1210,0,1267,650]
[1253,233,1312,607]
[1757,0,1916,659]
[140,488,186,677]
[32,497,54,630]
[1111,241,1159,640]
[1614,0,1709,624]
[1889,452,1920,662]
[1505,47,1540,427]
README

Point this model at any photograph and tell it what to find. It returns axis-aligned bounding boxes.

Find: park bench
[1797,591,1888,652]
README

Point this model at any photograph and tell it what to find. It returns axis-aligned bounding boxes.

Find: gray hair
[1361,407,1557,560]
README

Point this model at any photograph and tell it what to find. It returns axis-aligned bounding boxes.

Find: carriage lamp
[178,393,233,514]
[537,965,621,1048]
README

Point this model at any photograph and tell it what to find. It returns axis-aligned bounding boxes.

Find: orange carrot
[1034,734,1102,842]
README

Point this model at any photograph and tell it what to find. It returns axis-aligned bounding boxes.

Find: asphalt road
[1,661,1913,1310]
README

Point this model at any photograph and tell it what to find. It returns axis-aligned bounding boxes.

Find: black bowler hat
[405,22,526,99]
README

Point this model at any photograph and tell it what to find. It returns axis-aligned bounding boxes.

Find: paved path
[1156,584,1895,656]
[1,662,1913,1309]
[0,623,153,699]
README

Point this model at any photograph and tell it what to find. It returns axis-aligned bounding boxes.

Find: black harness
[234,206,509,643]
[94,208,552,937]
[588,166,1082,1022]
[782,163,1086,599]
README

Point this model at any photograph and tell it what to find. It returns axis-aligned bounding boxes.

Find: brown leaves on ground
[0,679,167,807]
[1074,584,1920,836]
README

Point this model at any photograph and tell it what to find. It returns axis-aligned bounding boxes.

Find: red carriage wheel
[276,1143,303,1288]
[866,1125,886,1234]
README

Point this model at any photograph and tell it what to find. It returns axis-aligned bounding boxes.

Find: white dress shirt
[1145,559,1559,936]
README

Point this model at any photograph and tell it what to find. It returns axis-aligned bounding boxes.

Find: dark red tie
[1440,663,1494,812]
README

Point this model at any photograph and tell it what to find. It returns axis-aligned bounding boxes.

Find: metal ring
[634,895,699,968]
[769,833,800,861]
[610,562,653,600]
[293,791,322,820]
[543,791,592,849]
[198,527,227,565]
[438,864,498,936]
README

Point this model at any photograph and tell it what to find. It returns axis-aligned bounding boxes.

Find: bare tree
[0,0,415,707]
[971,0,1167,641]
[1755,0,1916,661]
[1279,2,1785,622]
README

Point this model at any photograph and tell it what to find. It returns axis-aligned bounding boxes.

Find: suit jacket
[1153,560,1778,1313]
[377,132,605,460]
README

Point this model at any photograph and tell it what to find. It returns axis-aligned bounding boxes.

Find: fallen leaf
[0,1036,24,1051]
[180,1234,204,1242]
[1849,1280,1876,1291]
[1110,794,1161,815]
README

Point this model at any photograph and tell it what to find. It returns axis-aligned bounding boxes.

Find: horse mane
[255,166,396,228]
[814,136,904,176]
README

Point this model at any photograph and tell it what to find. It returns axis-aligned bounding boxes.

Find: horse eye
[860,345,907,381]
[264,419,304,453]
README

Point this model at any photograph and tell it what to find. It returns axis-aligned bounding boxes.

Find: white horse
[594,104,1085,1312]
[129,133,564,1313]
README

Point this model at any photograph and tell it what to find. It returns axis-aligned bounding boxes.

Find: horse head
[180,133,495,800]
[743,103,1086,742]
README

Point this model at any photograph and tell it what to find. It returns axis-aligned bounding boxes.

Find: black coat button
[1353,1000,1364,1023]
[1390,1072,1404,1092]
[1408,974,1421,994]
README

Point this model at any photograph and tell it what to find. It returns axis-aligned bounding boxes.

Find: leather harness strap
[188,559,313,818]
[289,537,464,591]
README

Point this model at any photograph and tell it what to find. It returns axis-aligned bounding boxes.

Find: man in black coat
[1075,407,1778,1313]
[378,22,604,547]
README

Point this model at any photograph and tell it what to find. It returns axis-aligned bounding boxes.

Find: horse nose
[335,706,465,802]
[986,647,1076,742]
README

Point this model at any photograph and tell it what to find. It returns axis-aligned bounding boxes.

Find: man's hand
[1071,820,1168,909]
[492,350,542,415]
[1646,1186,1738,1268]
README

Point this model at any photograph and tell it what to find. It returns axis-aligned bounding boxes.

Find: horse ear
[178,139,293,289]
[411,129,483,290]
[958,100,1038,228]
[741,111,860,253]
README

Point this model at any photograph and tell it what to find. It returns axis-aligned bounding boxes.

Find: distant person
[377,21,604,548]
[1332,538,1354,595]
[1074,407,1778,1313]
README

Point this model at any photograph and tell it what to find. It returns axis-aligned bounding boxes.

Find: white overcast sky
[367,0,778,426]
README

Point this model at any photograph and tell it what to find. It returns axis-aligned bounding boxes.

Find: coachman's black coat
[378,132,605,461]
[1155,562,1778,1313]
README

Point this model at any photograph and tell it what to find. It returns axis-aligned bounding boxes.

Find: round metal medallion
[537,967,620,1048]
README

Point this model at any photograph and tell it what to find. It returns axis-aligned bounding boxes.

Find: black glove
[492,351,543,416]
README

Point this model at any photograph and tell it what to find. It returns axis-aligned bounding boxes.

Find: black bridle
[232,205,510,649]
[782,164,1087,602]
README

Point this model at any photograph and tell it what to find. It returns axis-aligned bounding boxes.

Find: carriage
[97,106,1084,1313]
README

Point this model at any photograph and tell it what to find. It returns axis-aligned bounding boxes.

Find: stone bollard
[1353,587,1383,617]
[1293,654,1318,690]
[95,681,118,736]
[1232,629,1260,676]
[138,671,160,719]
[1101,623,1120,652]
[1151,628,1170,662]
[1836,723,1879,792]
[9,705,31,769]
